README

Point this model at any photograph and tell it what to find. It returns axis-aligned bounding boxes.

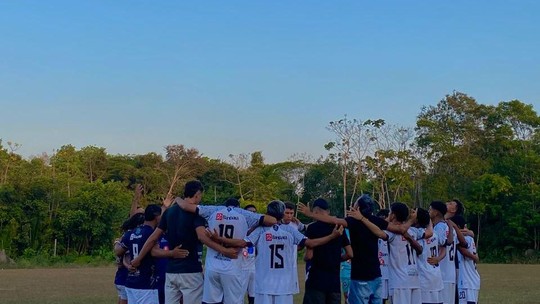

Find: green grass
[0,263,539,303]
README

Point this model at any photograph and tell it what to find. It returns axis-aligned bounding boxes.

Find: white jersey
[246,224,306,295]
[378,238,389,280]
[434,221,456,283]
[386,227,421,289]
[417,227,444,292]
[458,236,480,290]
[198,205,262,274]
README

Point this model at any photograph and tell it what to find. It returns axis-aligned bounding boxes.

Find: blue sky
[1,1,539,163]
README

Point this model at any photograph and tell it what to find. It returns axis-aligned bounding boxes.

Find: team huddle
[113,180,480,304]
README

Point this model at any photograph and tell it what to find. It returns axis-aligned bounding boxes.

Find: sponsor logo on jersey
[216,213,223,220]
[266,233,273,241]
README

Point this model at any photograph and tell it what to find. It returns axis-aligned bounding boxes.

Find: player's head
[376,209,390,220]
[183,180,204,202]
[122,212,145,231]
[429,200,447,219]
[312,198,329,214]
[389,202,409,223]
[224,198,240,208]
[451,215,466,229]
[283,201,295,223]
[354,194,374,217]
[244,204,257,213]
[416,208,430,228]
[144,204,162,222]
[446,199,464,215]
[267,200,286,221]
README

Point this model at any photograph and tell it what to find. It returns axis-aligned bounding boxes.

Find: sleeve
[341,232,350,247]
[245,226,263,246]
[193,215,207,229]
[434,223,448,246]
[305,223,314,239]
[291,226,308,246]
[411,227,425,240]
[237,208,264,228]
[345,216,355,228]
[386,230,396,243]
[370,215,389,230]
[158,209,168,231]
[119,231,130,250]
[197,205,221,220]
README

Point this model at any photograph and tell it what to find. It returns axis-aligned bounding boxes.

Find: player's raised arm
[129,184,143,217]
[346,207,388,240]
[297,202,348,227]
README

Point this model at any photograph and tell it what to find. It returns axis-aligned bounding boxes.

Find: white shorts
[381,279,389,299]
[390,288,421,304]
[244,269,256,297]
[125,287,159,304]
[165,272,202,304]
[421,289,443,304]
[458,288,479,304]
[202,269,244,304]
[255,293,293,304]
[115,284,127,300]
[442,282,456,304]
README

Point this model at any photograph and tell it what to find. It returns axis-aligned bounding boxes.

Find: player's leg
[178,272,203,304]
[202,269,224,304]
[255,293,273,304]
[246,270,255,304]
[135,289,160,304]
[443,283,456,304]
[380,279,389,303]
[302,288,325,304]
[348,280,371,304]
[115,284,128,304]
[221,272,245,304]
[367,277,382,304]
[274,294,294,304]
[164,273,183,304]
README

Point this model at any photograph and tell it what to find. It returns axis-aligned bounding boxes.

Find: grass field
[0,263,539,303]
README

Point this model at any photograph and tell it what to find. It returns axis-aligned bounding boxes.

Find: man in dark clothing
[303,198,353,304]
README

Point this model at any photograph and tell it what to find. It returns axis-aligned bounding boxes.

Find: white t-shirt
[386,227,421,289]
[378,238,389,280]
[246,224,306,295]
[458,235,480,290]
[434,221,456,283]
[417,227,444,292]
[198,205,262,274]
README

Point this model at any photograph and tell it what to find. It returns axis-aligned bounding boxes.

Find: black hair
[183,180,204,198]
[121,213,145,231]
[244,204,257,211]
[390,202,409,222]
[417,208,430,228]
[355,194,374,216]
[430,200,447,216]
[452,199,465,215]
[224,198,240,207]
[267,200,285,221]
[451,215,466,229]
[376,209,390,219]
[284,202,295,210]
[144,204,162,221]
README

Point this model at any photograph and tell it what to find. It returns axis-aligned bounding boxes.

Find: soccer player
[299,194,416,304]
[131,180,237,304]
[212,200,344,304]
[176,197,277,304]
[376,209,390,304]
[384,203,422,304]
[118,205,163,304]
[302,198,353,304]
[243,204,258,304]
[416,208,444,304]
[452,216,480,304]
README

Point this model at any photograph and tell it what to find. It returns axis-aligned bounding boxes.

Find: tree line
[0,91,539,262]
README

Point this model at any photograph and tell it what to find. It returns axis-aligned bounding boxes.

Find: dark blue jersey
[121,225,157,290]
[156,235,169,286]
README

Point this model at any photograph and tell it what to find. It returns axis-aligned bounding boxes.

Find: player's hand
[130,257,141,268]
[346,206,363,221]
[171,245,189,259]
[427,256,439,266]
[332,225,344,237]
[292,217,300,224]
[221,247,239,259]
[205,228,222,242]
[162,192,174,209]
[134,184,143,198]
[297,203,312,217]
[173,197,186,208]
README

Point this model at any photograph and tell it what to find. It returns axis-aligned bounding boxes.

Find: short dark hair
[122,213,145,231]
[452,199,465,215]
[183,180,204,198]
[284,202,295,210]
[144,204,162,221]
[376,209,390,219]
[430,201,447,216]
[267,200,285,221]
[224,198,240,207]
[417,208,430,228]
[390,202,409,222]
[355,194,374,216]
[244,204,257,211]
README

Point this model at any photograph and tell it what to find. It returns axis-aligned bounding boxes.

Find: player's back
[458,235,480,290]
[248,224,305,295]
[123,225,157,289]
[386,228,420,290]
[435,222,457,283]
[417,229,444,292]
